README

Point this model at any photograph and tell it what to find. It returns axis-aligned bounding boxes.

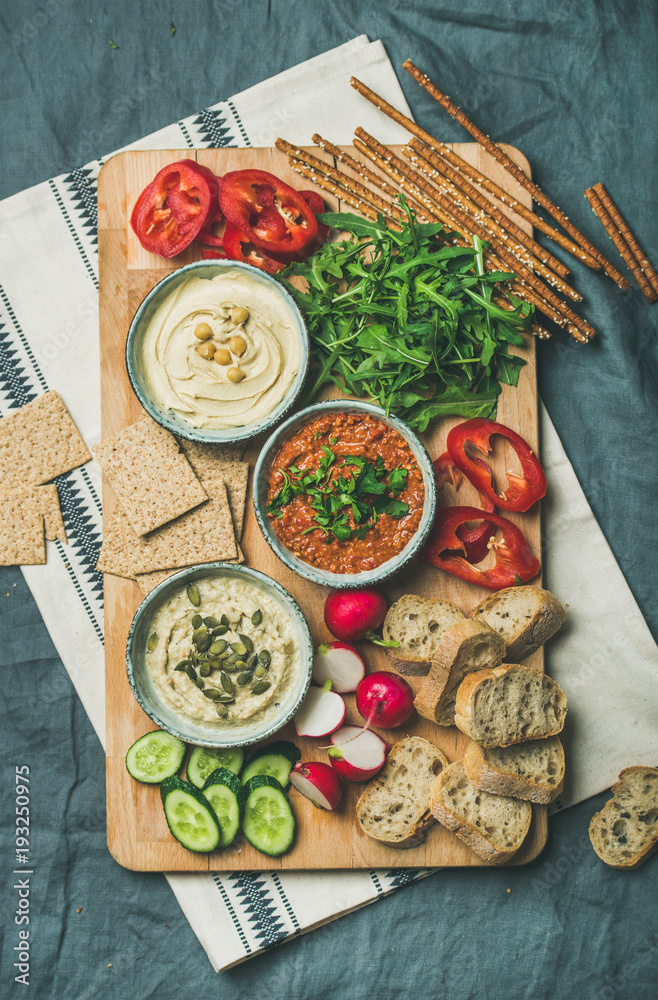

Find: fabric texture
[1,2,657,997]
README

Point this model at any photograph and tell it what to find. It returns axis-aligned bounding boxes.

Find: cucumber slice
[125,730,186,784]
[201,767,244,848]
[187,746,245,789]
[241,740,301,788]
[242,775,296,856]
[160,776,220,853]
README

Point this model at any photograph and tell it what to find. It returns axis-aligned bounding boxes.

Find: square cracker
[133,544,246,596]
[0,496,46,565]
[177,439,249,538]
[1,485,67,542]
[177,437,245,469]
[97,478,237,578]
[0,391,91,489]
[94,416,207,536]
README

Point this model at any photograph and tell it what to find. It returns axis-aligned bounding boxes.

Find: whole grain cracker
[177,439,249,538]
[134,545,246,596]
[0,497,46,565]
[94,416,207,536]
[177,437,245,470]
[0,391,91,489]
[0,485,67,543]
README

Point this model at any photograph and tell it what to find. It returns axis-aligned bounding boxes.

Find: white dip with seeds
[146,575,300,727]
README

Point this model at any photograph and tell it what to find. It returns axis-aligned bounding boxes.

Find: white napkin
[0,35,655,972]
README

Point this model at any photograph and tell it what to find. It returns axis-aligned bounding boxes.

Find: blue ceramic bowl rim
[124,259,310,444]
[125,561,314,749]
[252,400,438,589]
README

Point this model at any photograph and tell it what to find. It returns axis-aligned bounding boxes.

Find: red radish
[289,761,342,810]
[324,588,389,643]
[328,725,388,781]
[356,671,415,730]
[294,681,345,738]
[313,642,365,693]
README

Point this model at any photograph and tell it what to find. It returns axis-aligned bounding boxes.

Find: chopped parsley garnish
[267,447,410,543]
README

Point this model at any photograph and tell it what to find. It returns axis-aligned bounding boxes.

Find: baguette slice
[471,586,566,661]
[589,767,658,870]
[356,737,450,848]
[464,737,565,804]
[430,760,532,864]
[414,619,505,726]
[383,595,465,675]
[454,663,567,748]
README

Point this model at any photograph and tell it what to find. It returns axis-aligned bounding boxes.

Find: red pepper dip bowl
[253,400,437,588]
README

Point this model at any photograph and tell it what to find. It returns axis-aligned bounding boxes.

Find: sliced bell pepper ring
[222,221,287,274]
[446,418,546,513]
[219,169,317,254]
[433,452,496,564]
[131,159,218,258]
[421,505,540,590]
[196,205,226,247]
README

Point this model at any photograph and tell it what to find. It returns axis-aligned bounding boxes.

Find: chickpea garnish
[194,322,213,340]
[229,334,247,357]
[214,348,232,366]
[226,367,245,383]
[195,341,215,360]
[231,306,249,325]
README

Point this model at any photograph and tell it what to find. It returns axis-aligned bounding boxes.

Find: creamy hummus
[141,270,301,429]
[146,576,301,727]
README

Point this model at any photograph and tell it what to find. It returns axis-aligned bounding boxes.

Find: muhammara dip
[141,269,301,429]
[146,575,301,727]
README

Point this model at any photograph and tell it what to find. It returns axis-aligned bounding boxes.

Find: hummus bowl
[125,259,309,444]
[253,400,438,589]
[126,563,314,748]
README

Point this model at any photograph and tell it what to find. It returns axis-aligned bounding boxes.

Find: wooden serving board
[98,144,545,871]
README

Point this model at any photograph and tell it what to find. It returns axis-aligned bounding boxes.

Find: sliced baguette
[382,595,465,675]
[414,619,505,727]
[454,663,567,748]
[471,586,566,661]
[589,767,658,870]
[464,736,565,804]
[356,737,450,848]
[430,760,532,864]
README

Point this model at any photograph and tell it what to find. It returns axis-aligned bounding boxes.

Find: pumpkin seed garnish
[187,583,201,607]
[238,633,254,653]
[220,614,229,627]
[236,671,253,686]
[220,672,234,694]
[203,688,222,701]
[195,677,205,690]
[230,642,247,656]
[209,639,227,655]
[216,692,234,703]
[216,704,229,719]
[199,662,211,677]
[254,664,267,678]
[247,653,259,669]
[191,614,203,629]
[225,652,240,665]
[146,631,158,652]
[251,680,271,695]
[196,635,212,653]
[234,659,248,671]
[251,609,263,626]
[185,663,197,682]
[174,659,191,672]
[206,656,220,670]
[258,649,271,666]
[203,616,221,629]
[211,624,229,636]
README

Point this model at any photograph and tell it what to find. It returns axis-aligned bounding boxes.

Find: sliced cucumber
[241,740,301,788]
[242,775,296,856]
[125,730,186,784]
[160,776,220,853]
[201,767,244,848]
[187,746,245,789]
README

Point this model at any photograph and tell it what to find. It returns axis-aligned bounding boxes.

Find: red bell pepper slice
[197,206,226,247]
[219,169,317,254]
[131,160,218,258]
[222,221,287,274]
[447,418,546,513]
[421,505,540,590]
[433,452,496,564]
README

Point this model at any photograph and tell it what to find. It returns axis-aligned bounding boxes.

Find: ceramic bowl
[125,259,309,444]
[125,562,314,749]
[252,400,438,589]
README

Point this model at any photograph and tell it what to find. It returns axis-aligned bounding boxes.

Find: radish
[356,671,415,730]
[289,761,342,810]
[313,642,365,693]
[328,725,388,781]
[294,681,345,738]
[324,588,392,644]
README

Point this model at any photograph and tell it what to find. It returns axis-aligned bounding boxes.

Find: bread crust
[414,619,505,726]
[356,737,450,848]
[471,586,566,661]
[429,761,531,864]
[463,737,565,804]
[589,766,658,870]
[454,663,567,747]
[383,595,465,675]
